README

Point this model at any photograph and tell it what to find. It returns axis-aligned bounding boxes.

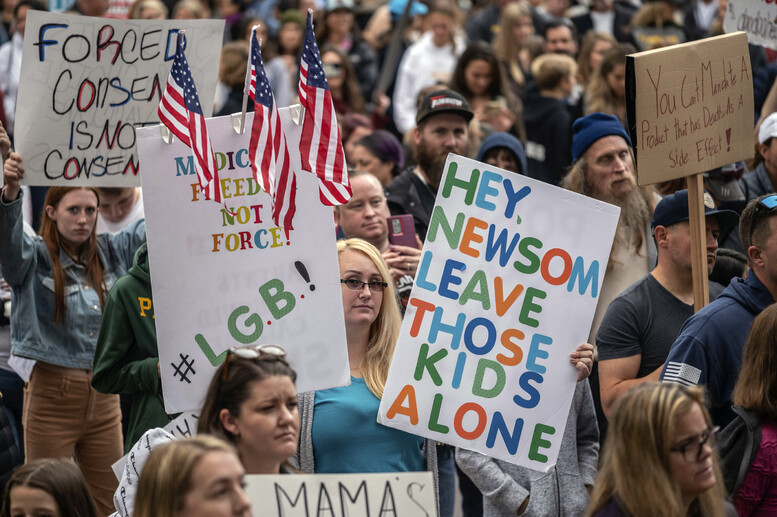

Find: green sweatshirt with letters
[92,243,170,452]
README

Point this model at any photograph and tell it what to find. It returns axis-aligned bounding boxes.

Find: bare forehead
[585,135,630,160]
[349,175,384,198]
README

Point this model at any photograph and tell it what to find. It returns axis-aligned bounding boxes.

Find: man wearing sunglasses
[597,190,738,425]
[661,194,777,427]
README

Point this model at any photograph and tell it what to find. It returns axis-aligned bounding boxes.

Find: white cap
[758,112,777,144]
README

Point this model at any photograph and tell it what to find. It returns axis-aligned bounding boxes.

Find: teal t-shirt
[312,376,425,473]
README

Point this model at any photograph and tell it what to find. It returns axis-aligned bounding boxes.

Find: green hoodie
[92,243,170,452]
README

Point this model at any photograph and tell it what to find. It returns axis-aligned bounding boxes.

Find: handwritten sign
[137,109,349,414]
[245,472,436,516]
[15,11,223,187]
[625,32,754,185]
[724,0,777,50]
[377,155,619,470]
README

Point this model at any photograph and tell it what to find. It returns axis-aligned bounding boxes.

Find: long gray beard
[601,186,652,248]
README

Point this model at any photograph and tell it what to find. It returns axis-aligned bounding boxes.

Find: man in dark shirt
[597,189,738,418]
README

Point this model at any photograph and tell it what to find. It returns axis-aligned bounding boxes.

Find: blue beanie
[476,132,528,175]
[571,113,631,162]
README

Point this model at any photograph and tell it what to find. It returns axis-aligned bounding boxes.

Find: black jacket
[523,94,573,185]
[385,168,436,242]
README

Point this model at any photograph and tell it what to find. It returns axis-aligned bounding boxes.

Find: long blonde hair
[585,383,728,517]
[337,238,401,398]
[134,436,239,517]
[492,1,533,89]
[733,303,777,419]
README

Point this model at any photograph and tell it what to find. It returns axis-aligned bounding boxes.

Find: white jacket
[392,31,464,134]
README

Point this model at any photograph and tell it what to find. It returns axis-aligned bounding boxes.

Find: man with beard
[561,112,658,445]
[385,89,472,242]
[562,113,658,342]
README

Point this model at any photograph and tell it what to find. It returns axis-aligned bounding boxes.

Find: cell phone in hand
[387,215,418,248]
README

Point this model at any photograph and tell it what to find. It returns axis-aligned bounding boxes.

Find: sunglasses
[340,278,388,292]
[670,426,720,463]
[748,194,777,245]
[222,344,286,380]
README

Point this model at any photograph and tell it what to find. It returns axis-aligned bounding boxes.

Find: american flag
[158,31,221,203]
[248,32,297,233]
[298,10,351,206]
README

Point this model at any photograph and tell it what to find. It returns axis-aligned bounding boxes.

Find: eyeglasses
[747,194,777,244]
[340,278,388,292]
[670,426,720,463]
[222,344,286,380]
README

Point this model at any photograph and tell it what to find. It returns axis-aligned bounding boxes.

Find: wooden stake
[688,173,709,312]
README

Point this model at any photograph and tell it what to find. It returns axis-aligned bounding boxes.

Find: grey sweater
[456,380,599,517]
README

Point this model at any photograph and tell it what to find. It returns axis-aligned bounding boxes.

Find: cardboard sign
[724,0,777,50]
[137,109,349,414]
[15,12,223,187]
[625,32,754,186]
[377,155,619,471]
[245,472,436,516]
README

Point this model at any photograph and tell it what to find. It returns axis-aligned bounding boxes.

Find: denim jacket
[0,191,146,369]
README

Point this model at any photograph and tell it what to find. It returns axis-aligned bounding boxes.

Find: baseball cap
[703,162,745,203]
[651,189,740,231]
[758,112,777,144]
[327,0,354,11]
[389,0,428,20]
[416,89,474,125]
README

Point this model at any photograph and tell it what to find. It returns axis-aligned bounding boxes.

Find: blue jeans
[437,444,456,517]
[0,366,24,458]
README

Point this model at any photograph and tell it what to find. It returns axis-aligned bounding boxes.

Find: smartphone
[387,215,418,248]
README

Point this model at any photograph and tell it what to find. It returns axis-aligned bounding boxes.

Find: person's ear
[219,408,240,436]
[748,245,764,269]
[45,205,56,221]
[653,225,669,247]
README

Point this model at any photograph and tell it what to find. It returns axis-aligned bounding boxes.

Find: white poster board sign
[378,155,619,471]
[245,472,436,516]
[724,0,777,50]
[137,109,350,414]
[15,11,223,187]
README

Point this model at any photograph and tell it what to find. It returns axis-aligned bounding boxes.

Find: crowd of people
[2,0,777,514]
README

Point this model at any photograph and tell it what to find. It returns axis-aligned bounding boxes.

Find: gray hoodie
[456,380,599,517]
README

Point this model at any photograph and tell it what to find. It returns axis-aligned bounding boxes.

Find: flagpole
[240,26,259,134]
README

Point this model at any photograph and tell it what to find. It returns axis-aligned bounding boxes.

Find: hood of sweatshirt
[129,242,150,285]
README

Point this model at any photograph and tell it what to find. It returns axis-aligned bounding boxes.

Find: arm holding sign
[0,121,10,162]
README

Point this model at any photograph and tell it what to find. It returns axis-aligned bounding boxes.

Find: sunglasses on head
[748,194,777,245]
[221,344,287,380]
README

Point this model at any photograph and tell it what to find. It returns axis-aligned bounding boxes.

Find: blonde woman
[585,383,733,517]
[134,436,251,517]
[293,238,436,476]
[491,1,533,100]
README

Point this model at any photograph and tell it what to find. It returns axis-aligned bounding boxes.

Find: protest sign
[15,11,223,187]
[625,32,754,186]
[245,472,436,516]
[137,109,350,414]
[723,0,777,50]
[377,155,619,470]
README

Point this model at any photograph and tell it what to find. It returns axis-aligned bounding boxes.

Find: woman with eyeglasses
[293,238,436,478]
[198,345,299,475]
[728,303,777,515]
[585,382,734,517]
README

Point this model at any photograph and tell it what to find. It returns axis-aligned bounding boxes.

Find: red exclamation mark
[726,128,731,152]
